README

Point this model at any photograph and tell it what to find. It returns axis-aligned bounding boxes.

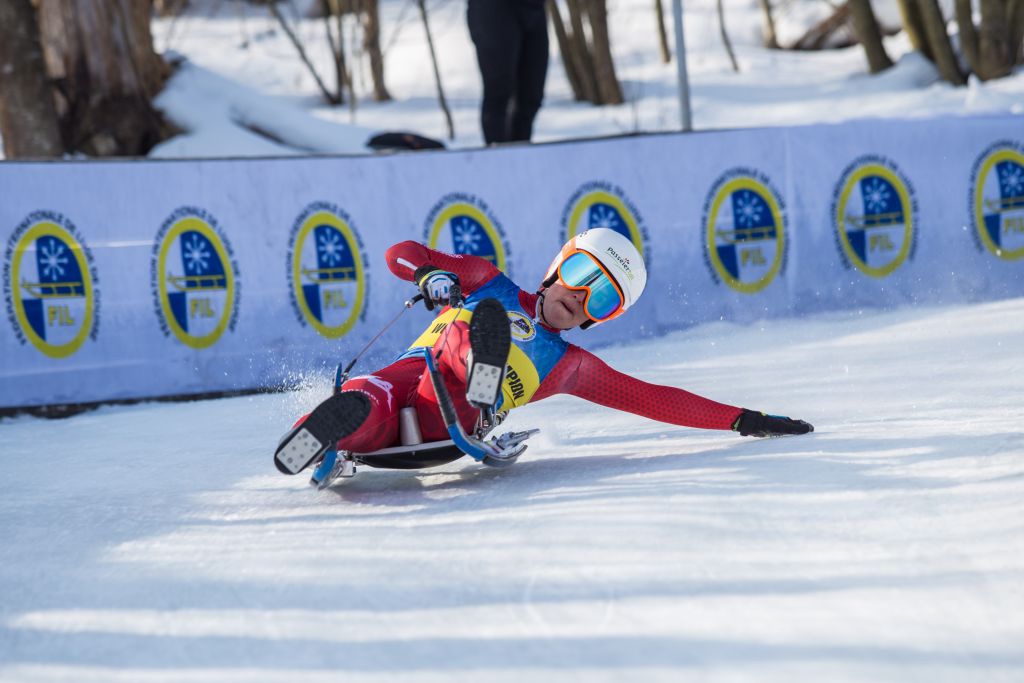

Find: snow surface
[2,298,1023,681]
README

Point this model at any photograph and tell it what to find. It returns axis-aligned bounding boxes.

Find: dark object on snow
[367,131,445,151]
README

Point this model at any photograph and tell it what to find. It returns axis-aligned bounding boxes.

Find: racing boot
[274,391,371,475]
[465,297,511,410]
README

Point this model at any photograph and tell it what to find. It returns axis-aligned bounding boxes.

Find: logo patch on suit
[507,310,536,342]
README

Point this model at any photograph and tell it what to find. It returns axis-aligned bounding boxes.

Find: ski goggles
[556,250,625,322]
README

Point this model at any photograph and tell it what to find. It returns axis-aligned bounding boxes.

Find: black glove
[732,409,814,437]
[414,265,461,311]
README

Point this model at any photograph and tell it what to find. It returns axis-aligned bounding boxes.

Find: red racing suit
[326,241,743,454]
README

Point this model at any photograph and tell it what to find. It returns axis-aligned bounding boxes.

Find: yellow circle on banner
[566,190,645,258]
[706,177,785,293]
[835,164,914,278]
[974,148,1024,261]
[157,216,235,349]
[292,210,365,338]
[429,202,506,272]
[10,222,94,359]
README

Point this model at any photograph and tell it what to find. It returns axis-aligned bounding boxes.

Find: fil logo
[151,206,239,349]
[287,201,368,338]
[970,140,1024,260]
[702,168,787,293]
[561,180,648,267]
[832,155,917,277]
[423,192,510,274]
[3,211,100,358]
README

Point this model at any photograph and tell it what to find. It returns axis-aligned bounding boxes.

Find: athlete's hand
[415,266,461,311]
[732,409,814,437]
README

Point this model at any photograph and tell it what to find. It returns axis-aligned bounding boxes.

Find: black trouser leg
[467,0,521,144]
[509,3,549,142]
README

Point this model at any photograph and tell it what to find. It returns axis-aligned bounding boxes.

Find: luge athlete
[274,228,813,474]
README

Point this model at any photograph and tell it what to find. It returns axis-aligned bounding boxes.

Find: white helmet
[541,228,647,328]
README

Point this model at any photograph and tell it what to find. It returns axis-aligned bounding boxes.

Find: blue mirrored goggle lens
[558,252,623,320]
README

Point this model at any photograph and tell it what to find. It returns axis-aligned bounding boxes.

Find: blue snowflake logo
[863,178,891,214]
[39,238,69,281]
[590,205,620,230]
[735,191,764,228]
[1000,164,1024,197]
[183,234,210,273]
[317,230,345,266]
[452,218,481,254]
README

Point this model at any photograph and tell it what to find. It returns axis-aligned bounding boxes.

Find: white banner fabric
[2,114,1022,408]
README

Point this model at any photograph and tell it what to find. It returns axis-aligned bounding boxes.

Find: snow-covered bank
[146,0,1024,157]
[150,58,380,158]
[2,298,1022,681]
[3,1,1021,160]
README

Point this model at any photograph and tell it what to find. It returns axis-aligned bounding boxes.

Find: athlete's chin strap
[534,272,557,328]
[534,291,549,327]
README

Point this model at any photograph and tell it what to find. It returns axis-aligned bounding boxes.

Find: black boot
[274,391,372,474]
[465,298,511,410]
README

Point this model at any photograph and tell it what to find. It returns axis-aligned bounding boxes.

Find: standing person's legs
[510,1,549,142]
[467,0,521,143]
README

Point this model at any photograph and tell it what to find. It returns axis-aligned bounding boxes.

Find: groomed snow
[2,297,1022,681]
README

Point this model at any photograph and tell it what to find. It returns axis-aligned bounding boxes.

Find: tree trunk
[586,0,623,103]
[757,0,779,49]
[323,0,351,103]
[655,0,671,62]
[548,0,586,99]
[1011,0,1024,64]
[361,0,391,101]
[976,0,1013,78]
[918,0,966,84]
[896,0,934,60]
[789,3,851,51]
[1010,0,1024,64]
[566,0,599,102]
[717,0,739,72]
[271,1,342,104]
[0,0,64,158]
[36,0,168,156]
[956,0,981,69]
[416,0,453,139]
[849,0,893,73]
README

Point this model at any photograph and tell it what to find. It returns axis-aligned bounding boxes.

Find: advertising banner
[2,114,1022,408]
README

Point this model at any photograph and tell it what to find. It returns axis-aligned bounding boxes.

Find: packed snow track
[2,299,1022,682]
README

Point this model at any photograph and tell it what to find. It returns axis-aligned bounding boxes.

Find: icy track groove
[2,299,1023,682]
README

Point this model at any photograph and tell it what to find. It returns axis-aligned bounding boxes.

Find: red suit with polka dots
[316,241,743,454]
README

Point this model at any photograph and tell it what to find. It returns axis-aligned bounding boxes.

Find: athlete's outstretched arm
[548,348,812,436]
[385,241,499,293]
[548,347,742,430]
